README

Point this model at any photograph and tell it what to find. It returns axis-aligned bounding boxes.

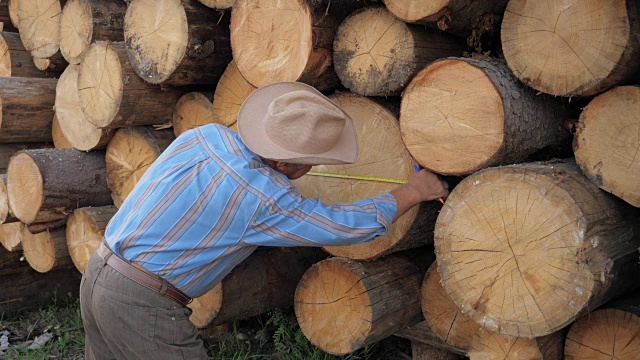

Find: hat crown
[264,91,346,155]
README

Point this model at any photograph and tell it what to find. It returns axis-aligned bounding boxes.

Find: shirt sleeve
[244,187,398,247]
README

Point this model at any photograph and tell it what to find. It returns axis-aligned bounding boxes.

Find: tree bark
[0,222,23,251]
[333,6,466,96]
[412,342,464,360]
[565,291,640,359]
[123,0,232,86]
[60,0,126,64]
[502,0,640,97]
[435,160,640,338]
[7,149,112,224]
[400,57,568,176]
[56,64,114,151]
[211,60,255,130]
[17,0,63,59]
[292,93,441,260]
[173,92,214,137]
[395,321,467,357]
[23,226,74,273]
[77,42,186,129]
[105,126,175,207]
[0,143,52,173]
[468,328,565,360]
[66,206,117,274]
[188,247,327,328]
[574,86,640,207]
[295,255,433,355]
[0,77,57,143]
[0,32,66,77]
[231,0,351,91]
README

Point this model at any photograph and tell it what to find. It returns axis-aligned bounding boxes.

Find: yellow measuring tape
[306,171,408,184]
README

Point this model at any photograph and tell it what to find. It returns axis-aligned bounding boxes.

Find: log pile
[0,1,639,360]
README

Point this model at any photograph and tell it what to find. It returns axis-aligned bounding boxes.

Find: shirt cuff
[370,193,397,230]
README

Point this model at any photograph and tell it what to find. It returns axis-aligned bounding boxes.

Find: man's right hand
[389,169,450,222]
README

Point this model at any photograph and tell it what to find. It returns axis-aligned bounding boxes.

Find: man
[80,82,449,359]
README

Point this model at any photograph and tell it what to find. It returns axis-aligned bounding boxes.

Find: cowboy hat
[237,82,358,165]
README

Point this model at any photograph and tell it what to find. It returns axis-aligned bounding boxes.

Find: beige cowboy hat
[237,82,358,165]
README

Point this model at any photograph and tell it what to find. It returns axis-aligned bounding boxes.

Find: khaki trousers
[80,251,208,360]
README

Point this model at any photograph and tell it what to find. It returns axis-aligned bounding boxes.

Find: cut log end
[8,0,19,29]
[212,60,256,127]
[32,56,50,71]
[0,222,24,252]
[23,227,70,273]
[382,0,447,23]
[77,42,123,128]
[66,206,117,274]
[0,175,10,224]
[575,86,640,207]
[400,59,504,175]
[7,152,44,224]
[18,0,62,58]
[565,308,640,360]
[197,0,235,9]
[173,92,214,137]
[60,0,94,65]
[468,329,543,360]
[231,0,313,87]
[295,259,372,355]
[52,114,74,149]
[188,283,223,328]
[123,0,188,84]
[0,33,11,76]
[435,164,597,338]
[501,0,637,97]
[422,264,479,350]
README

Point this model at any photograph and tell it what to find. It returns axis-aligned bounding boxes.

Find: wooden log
[0,222,23,251]
[468,328,565,360]
[123,0,231,86]
[105,127,175,207]
[400,57,568,176]
[173,92,214,137]
[56,64,114,151]
[17,0,62,58]
[383,0,509,37]
[501,0,640,97]
[0,32,66,77]
[295,255,430,355]
[66,206,117,274]
[51,114,74,149]
[412,343,464,360]
[196,0,233,9]
[7,148,112,224]
[565,291,640,359]
[0,248,81,314]
[435,161,640,338]
[23,226,73,273]
[0,0,18,32]
[60,0,126,64]
[77,42,186,129]
[333,6,465,96]
[7,0,17,30]
[395,321,467,357]
[292,93,441,260]
[231,0,345,90]
[188,247,327,328]
[574,86,640,207]
[0,77,57,143]
[211,60,255,130]
[0,143,52,173]
[0,174,17,224]
[422,263,479,352]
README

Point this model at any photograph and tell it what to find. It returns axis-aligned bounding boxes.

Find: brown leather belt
[96,242,191,307]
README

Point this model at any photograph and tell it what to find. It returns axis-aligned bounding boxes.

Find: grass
[0,299,411,359]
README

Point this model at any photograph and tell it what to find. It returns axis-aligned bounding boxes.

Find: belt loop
[103,250,113,262]
[159,279,168,295]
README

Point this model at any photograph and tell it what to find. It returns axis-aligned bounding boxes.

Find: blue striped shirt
[104,124,398,298]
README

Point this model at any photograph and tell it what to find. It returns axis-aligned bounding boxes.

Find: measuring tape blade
[306,171,408,184]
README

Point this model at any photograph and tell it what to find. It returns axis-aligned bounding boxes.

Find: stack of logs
[0,0,639,359]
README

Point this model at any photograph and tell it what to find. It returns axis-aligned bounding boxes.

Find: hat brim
[237,82,358,165]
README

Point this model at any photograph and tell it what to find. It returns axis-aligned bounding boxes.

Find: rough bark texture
[7,149,112,224]
[60,0,126,64]
[435,160,640,338]
[231,0,350,91]
[188,247,327,328]
[395,321,469,357]
[293,93,441,260]
[66,206,116,274]
[333,6,466,96]
[574,86,640,207]
[124,0,232,86]
[295,255,432,355]
[23,226,73,273]
[0,32,66,77]
[0,77,57,143]
[0,248,81,314]
[400,57,568,176]
[502,0,640,97]
[468,328,565,359]
[412,343,465,360]
[0,143,51,173]
[77,42,186,129]
[105,127,175,207]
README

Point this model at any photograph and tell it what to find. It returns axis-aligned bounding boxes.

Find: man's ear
[274,161,290,172]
